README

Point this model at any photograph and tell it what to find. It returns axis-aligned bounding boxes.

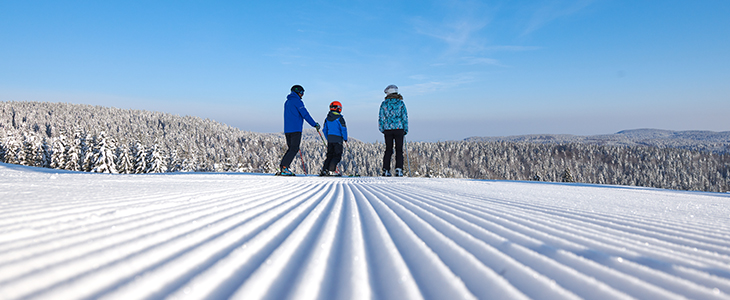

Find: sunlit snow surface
[1,163,729,300]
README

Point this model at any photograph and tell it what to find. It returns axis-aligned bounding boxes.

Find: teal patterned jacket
[378,94,408,134]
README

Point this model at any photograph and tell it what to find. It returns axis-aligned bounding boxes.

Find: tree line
[1,101,728,192]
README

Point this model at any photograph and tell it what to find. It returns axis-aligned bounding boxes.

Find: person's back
[379,96,408,134]
[324,112,347,143]
[379,85,408,177]
[284,90,317,133]
[320,101,347,176]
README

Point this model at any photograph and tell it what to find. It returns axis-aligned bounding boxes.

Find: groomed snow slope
[1,163,729,300]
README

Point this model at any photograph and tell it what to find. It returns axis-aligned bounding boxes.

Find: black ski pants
[322,142,343,172]
[280,132,302,169]
[382,129,405,171]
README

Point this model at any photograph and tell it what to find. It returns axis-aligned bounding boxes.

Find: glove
[315,123,321,131]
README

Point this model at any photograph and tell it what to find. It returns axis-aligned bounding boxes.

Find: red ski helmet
[329,101,342,112]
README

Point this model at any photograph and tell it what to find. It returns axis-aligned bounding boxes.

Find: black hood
[326,111,341,121]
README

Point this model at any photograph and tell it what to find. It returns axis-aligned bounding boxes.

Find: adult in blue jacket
[278,85,319,176]
[320,101,347,176]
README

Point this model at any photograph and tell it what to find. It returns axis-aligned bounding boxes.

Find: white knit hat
[384,84,398,94]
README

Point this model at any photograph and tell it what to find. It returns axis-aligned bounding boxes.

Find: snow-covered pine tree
[65,129,83,171]
[18,132,32,166]
[134,142,148,174]
[50,133,67,169]
[167,149,181,172]
[562,168,575,183]
[81,133,97,172]
[0,137,5,162]
[92,132,118,174]
[2,131,20,164]
[41,137,52,168]
[115,143,134,174]
[146,144,167,173]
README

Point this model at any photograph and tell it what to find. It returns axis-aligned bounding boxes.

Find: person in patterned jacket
[378,84,408,177]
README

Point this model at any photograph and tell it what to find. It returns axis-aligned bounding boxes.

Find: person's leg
[328,142,343,171]
[394,129,405,170]
[322,142,334,174]
[279,132,301,169]
[382,131,394,172]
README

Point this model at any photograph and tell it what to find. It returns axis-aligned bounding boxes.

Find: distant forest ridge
[466,129,730,154]
[1,101,729,192]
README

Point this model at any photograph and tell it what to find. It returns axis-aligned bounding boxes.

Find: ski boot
[394,168,404,177]
[276,166,295,176]
[381,169,392,177]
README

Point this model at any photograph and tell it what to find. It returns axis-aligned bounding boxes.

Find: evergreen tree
[41,137,52,168]
[2,131,20,164]
[92,132,118,174]
[81,133,96,172]
[134,142,148,174]
[18,132,32,166]
[168,149,182,172]
[115,143,134,174]
[146,144,167,173]
[65,129,83,171]
[50,134,67,169]
[0,138,5,162]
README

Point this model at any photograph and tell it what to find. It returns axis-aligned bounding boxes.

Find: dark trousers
[383,129,405,170]
[280,132,302,168]
[323,142,343,171]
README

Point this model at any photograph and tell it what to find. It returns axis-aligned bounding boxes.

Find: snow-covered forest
[1,101,728,192]
[466,129,730,154]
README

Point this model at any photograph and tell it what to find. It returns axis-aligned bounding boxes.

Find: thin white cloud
[462,57,502,66]
[521,0,597,36]
[411,0,492,55]
[403,73,479,95]
[483,45,542,52]
[409,1,541,67]
[412,18,489,55]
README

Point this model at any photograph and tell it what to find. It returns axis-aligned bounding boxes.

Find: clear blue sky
[1,1,728,142]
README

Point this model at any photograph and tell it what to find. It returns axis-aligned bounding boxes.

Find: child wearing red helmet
[320,101,348,176]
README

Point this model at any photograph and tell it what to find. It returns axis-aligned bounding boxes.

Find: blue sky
[1,1,728,142]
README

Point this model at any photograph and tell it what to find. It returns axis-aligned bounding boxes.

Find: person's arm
[297,100,319,128]
[323,119,329,137]
[402,102,408,135]
[340,116,348,141]
[378,103,385,133]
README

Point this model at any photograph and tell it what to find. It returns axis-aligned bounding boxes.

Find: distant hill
[465,129,730,154]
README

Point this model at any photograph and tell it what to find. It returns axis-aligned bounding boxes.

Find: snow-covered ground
[1,162,729,300]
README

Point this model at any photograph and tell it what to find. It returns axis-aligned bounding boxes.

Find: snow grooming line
[1,163,730,299]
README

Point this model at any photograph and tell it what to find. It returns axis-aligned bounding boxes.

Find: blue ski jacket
[284,92,318,133]
[378,94,408,134]
[323,111,348,143]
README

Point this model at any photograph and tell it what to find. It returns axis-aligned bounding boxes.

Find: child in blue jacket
[320,101,348,176]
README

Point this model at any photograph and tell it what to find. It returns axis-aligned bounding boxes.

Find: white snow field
[1,163,729,300]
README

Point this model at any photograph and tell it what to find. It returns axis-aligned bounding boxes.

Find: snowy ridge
[465,129,730,154]
[1,163,729,299]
